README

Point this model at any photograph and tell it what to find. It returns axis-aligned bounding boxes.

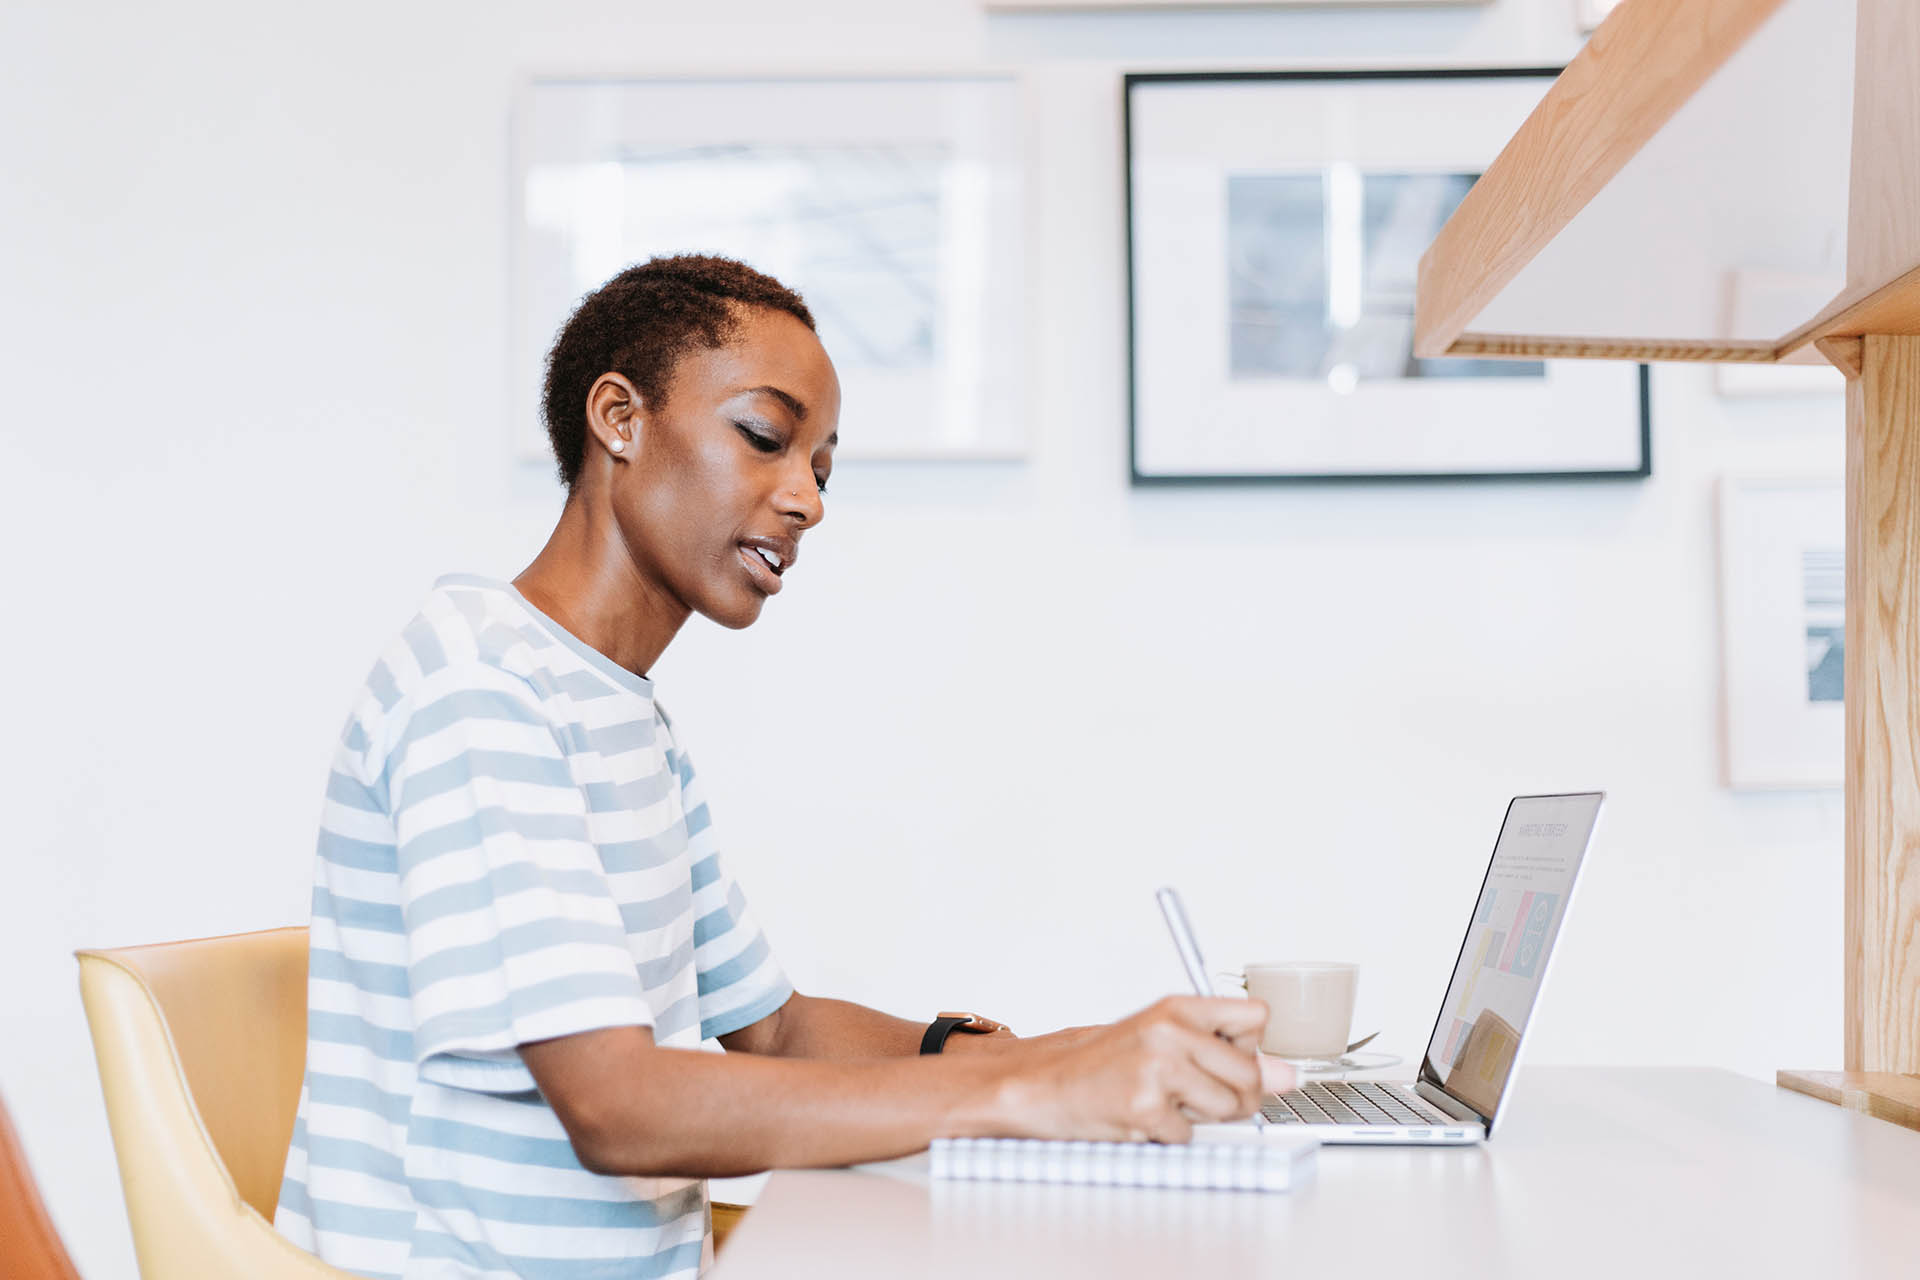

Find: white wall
[0,2,1845,1277]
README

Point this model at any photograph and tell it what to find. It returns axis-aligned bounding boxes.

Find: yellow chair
[76,926,750,1278]
[76,927,347,1280]
[0,1088,85,1280]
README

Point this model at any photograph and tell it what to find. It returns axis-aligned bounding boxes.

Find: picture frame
[1575,0,1625,32]
[1124,69,1651,484]
[513,74,1028,465]
[1717,474,1844,790]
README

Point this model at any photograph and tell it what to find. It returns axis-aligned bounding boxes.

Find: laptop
[1249,791,1604,1146]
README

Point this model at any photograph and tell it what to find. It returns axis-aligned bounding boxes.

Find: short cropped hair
[540,254,816,488]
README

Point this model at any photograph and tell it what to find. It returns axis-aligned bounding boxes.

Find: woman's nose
[778,477,824,528]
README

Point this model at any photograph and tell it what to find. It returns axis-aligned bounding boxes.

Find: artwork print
[528,141,945,373]
[516,77,1026,463]
[1718,476,1844,789]
[1226,171,1541,385]
[1802,548,1844,703]
[1126,70,1649,482]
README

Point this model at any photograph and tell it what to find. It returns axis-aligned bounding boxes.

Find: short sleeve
[660,717,793,1040]
[386,663,652,1091]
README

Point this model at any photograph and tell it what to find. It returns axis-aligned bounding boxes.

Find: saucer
[1278,1050,1402,1076]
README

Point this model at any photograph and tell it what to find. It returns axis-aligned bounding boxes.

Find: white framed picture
[1575,0,1624,32]
[1125,70,1649,483]
[1717,474,1844,790]
[513,74,1027,464]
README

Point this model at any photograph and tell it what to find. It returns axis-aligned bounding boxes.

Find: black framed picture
[1125,69,1651,484]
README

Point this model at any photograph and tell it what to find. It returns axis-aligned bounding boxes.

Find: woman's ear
[584,373,643,460]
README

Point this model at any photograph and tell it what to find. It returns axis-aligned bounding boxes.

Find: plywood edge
[1778,259,1920,357]
[1435,290,1905,369]
[1442,332,1778,362]
[1777,1070,1920,1132]
[1414,0,1788,359]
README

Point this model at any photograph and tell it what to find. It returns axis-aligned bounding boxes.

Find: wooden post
[1844,334,1920,1072]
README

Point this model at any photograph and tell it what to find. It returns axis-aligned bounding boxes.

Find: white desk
[711,1069,1920,1279]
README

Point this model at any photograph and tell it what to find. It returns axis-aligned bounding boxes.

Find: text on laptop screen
[1421,793,1602,1120]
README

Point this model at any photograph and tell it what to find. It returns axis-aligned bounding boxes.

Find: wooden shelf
[1416,0,1920,1078]
[1777,1070,1920,1132]
[1415,0,1813,362]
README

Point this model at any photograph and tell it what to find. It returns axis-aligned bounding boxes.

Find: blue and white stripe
[276,575,792,1279]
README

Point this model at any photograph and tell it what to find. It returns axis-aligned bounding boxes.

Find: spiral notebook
[928,1134,1317,1192]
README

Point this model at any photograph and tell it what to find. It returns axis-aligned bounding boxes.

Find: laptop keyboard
[1261,1081,1452,1127]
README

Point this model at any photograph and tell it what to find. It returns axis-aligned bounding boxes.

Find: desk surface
[711,1068,1920,1279]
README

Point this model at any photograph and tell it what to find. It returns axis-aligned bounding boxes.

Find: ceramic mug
[1220,961,1359,1060]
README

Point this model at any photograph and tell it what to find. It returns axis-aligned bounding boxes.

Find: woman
[275,255,1285,1280]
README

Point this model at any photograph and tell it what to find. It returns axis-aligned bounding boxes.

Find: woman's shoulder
[342,579,553,740]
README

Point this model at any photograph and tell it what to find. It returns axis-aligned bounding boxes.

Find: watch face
[937,1012,1009,1035]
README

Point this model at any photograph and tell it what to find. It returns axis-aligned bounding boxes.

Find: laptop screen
[1419,793,1603,1126]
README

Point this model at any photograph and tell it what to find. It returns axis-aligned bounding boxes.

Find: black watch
[918,1011,1009,1055]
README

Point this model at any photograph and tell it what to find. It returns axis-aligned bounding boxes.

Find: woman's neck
[512,498,690,679]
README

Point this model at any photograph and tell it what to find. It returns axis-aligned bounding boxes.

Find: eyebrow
[742,384,836,447]
[745,385,809,423]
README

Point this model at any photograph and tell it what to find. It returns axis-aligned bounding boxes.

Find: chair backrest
[77,927,349,1280]
[0,1090,83,1280]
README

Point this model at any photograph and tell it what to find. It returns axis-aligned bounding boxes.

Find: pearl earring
[610,438,625,453]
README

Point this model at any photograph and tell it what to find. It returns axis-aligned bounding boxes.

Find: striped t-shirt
[275,574,792,1280]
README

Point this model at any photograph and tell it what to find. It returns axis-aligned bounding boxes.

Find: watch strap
[919,1015,975,1055]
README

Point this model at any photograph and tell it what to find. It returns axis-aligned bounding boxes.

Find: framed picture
[1717,474,1844,790]
[1124,69,1651,484]
[1575,0,1625,31]
[514,75,1027,463]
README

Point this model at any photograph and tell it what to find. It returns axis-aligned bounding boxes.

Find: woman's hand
[974,996,1283,1144]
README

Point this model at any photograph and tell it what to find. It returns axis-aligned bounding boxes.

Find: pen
[1155,886,1215,997]
[1155,886,1269,1126]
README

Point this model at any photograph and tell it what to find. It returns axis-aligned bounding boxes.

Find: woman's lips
[738,544,784,595]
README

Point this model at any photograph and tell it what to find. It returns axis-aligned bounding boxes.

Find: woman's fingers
[1023,998,1277,1143]
[1221,1024,1265,1056]
[1259,1054,1297,1096]
[1145,1107,1194,1145]
[1158,995,1267,1042]
[1179,1027,1265,1115]
[1163,1054,1246,1122]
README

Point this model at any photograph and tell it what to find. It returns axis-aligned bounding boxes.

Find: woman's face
[598,306,841,631]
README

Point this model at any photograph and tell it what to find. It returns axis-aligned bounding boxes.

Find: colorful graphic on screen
[1422,794,1601,1120]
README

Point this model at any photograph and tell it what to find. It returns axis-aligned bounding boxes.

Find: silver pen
[1155,886,1269,1126]
[1155,886,1216,997]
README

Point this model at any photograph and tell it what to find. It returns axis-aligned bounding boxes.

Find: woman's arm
[521,995,1270,1179]
[715,992,1012,1059]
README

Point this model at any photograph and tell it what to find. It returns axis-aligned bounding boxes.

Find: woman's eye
[735,423,780,453]
[814,475,830,495]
